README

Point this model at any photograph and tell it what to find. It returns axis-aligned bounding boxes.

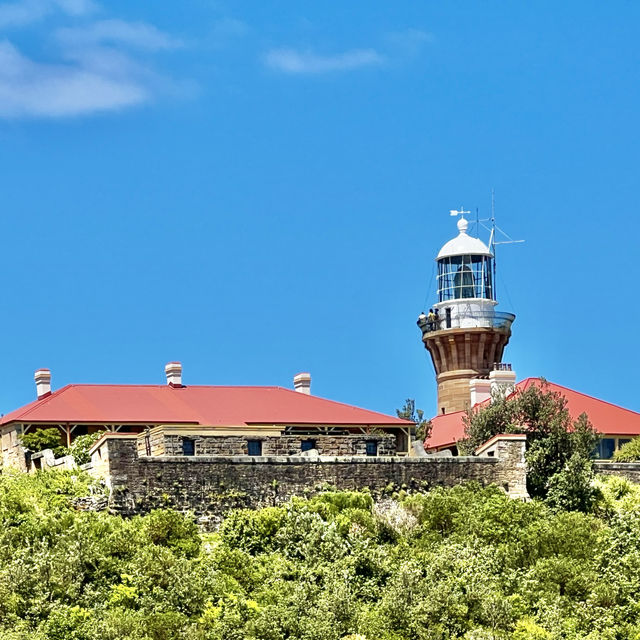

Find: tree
[20,427,66,457]
[459,381,598,508]
[396,399,433,442]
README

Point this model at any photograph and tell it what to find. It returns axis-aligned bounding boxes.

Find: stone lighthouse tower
[417,209,515,415]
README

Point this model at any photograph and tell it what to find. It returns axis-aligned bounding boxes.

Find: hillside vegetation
[1,471,640,639]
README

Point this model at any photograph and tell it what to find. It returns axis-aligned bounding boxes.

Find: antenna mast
[477,189,524,300]
[491,189,497,296]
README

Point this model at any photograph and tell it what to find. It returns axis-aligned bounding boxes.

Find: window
[618,438,632,449]
[366,441,378,457]
[595,438,615,459]
[436,255,494,302]
[182,438,195,456]
[301,439,316,452]
[247,440,262,456]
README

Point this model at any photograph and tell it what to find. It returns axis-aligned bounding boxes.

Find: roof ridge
[9,384,74,421]
[46,383,284,390]
[273,386,413,424]
[519,377,640,416]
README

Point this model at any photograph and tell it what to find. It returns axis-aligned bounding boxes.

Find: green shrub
[613,436,640,462]
[66,432,104,466]
[20,428,65,457]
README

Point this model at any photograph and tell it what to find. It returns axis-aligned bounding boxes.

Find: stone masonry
[90,433,529,522]
[137,428,396,458]
[595,461,640,484]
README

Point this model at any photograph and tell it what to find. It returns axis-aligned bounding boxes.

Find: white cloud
[0,1,185,118]
[264,47,384,74]
[0,0,94,28]
[55,18,182,50]
[0,39,147,117]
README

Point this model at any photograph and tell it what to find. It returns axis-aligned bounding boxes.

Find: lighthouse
[417,209,515,415]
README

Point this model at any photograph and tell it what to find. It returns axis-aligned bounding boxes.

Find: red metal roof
[0,384,411,428]
[426,378,640,450]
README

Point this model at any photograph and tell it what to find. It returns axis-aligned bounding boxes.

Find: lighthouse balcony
[418,310,515,335]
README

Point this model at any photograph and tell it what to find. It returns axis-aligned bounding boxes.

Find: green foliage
[396,398,432,442]
[20,428,66,457]
[613,436,640,462]
[66,432,104,466]
[460,382,599,507]
[3,473,640,638]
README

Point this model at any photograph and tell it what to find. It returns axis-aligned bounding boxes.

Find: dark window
[182,438,195,456]
[596,438,615,459]
[301,439,316,452]
[618,438,632,449]
[366,441,378,457]
[248,440,262,456]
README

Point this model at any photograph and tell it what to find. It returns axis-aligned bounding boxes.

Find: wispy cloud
[265,27,432,76]
[0,40,147,117]
[55,18,182,50]
[264,47,384,74]
[0,1,184,118]
[0,0,94,28]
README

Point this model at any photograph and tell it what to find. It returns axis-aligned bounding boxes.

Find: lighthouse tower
[417,210,515,415]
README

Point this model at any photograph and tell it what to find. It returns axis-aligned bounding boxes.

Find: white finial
[449,206,470,234]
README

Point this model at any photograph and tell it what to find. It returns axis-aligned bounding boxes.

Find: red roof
[0,384,411,428]
[426,378,640,450]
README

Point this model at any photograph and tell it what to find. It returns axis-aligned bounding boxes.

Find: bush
[613,436,640,462]
[20,428,65,457]
[66,432,104,466]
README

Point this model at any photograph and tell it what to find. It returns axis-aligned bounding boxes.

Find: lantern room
[436,217,494,303]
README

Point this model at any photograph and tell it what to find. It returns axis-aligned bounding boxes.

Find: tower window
[437,255,494,302]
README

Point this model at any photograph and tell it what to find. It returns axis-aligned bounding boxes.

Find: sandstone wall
[151,433,396,457]
[93,435,528,522]
[595,461,640,483]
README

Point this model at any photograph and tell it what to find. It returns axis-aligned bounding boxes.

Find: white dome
[436,218,492,259]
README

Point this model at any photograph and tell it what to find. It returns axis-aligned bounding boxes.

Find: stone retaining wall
[90,434,528,522]
[595,461,640,483]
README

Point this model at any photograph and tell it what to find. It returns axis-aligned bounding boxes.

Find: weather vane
[449,207,471,219]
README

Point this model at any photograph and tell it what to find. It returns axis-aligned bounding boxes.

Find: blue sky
[0,1,638,419]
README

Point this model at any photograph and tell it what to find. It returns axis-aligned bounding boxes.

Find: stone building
[0,363,413,470]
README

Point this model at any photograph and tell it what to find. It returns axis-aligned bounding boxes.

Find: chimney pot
[293,372,311,395]
[165,361,183,387]
[34,368,51,399]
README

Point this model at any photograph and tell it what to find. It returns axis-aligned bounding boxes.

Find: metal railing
[417,311,515,335]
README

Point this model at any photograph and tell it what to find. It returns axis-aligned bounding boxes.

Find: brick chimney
[165,362,183,388]
[34,368,51,399]
[293,372,311,395]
